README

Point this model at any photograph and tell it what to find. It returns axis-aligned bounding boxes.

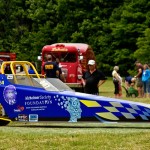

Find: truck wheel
[0,104,10,126]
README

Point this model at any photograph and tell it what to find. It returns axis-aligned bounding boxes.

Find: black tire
[0,118,11,126]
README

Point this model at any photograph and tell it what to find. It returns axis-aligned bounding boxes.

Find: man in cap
[43,54,59,78]
[82,60,107,95]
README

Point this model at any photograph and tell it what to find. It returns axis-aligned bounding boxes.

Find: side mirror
[37,56,41,61]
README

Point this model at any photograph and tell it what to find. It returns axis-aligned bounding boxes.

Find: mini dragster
[0,61,150,126]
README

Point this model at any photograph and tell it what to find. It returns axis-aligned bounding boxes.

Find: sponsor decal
[25,95,51,100]
[24,95,52,111]
[3,85,17,105]
[17,105,24,111]
[0,80,4,85]
[18,114,28,121]
[14,106,24,113]
[29,114,38,122]
[7,75,13,80]
[53,95,82,122]
[14,109,22,112]
[25,100,52,106]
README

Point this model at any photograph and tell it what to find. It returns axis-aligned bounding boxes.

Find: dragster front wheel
[0,117,11,126]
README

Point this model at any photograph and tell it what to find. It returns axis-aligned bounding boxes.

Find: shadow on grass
[8,123,150,129]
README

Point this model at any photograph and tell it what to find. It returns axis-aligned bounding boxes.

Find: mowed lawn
[0,78,150,150]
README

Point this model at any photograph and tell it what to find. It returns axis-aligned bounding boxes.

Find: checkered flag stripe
[80,100,150,122]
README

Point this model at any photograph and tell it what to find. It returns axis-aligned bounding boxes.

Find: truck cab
[0,52,16,74]
[40,43,96,91]
[0,52,16,61]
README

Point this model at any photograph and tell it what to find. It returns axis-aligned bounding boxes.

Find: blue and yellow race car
[0,61,150,126]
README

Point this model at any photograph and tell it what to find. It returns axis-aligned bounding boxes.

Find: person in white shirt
[112,66,122,98]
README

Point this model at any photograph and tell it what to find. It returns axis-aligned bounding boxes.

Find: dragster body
[0,61,150,125]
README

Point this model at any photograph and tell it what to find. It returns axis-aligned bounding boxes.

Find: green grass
[0,78,150,150]
[100,78,150,104]
[1,122,150,150]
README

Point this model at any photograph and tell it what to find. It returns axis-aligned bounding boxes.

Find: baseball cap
[88,60,95,65]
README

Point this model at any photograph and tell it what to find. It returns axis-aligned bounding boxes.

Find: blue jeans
[143,81,150,94]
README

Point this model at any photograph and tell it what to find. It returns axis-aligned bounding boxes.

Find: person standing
[134,61,144,98]
[82,60,107,95]
[112,66,122,98]
[4,64,12,74]
[147,63,150,98]
[142,64,150,98]
[28,62,36,74]
[43,55,59,78]
[55,58,66,82]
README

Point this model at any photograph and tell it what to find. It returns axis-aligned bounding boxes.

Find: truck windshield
[44,52,77,63]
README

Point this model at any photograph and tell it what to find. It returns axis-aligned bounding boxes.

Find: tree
[135,28,150,63]
[0,0,150,75]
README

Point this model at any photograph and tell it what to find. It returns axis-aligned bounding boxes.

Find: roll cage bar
[0,61,71,92]
[1,61,40,85]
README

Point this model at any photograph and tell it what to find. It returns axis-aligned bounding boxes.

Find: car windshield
[44,52,77,63]
[7,75,73,92]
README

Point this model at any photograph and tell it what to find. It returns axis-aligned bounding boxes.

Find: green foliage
[0,0,150,75]
[135,28,150,63]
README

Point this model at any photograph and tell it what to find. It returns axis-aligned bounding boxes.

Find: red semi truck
[39,43,96,91]
[0,52,16,70]
[0,52,16,62]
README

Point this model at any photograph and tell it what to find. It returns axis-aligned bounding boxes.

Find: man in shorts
[134,61,144,97]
